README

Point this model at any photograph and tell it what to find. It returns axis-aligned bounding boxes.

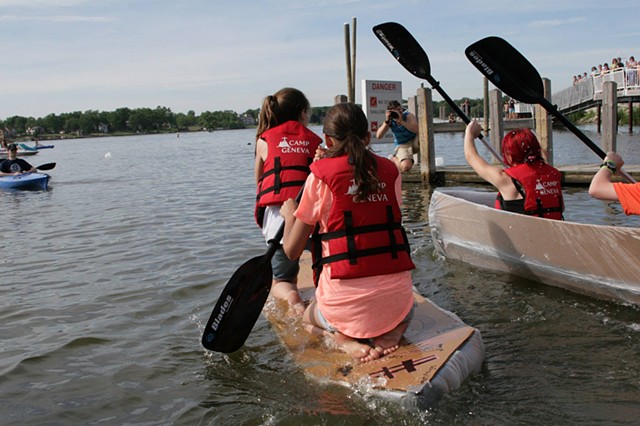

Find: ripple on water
[2,129,640,425]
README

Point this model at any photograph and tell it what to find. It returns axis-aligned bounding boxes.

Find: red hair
[501,128,543,167]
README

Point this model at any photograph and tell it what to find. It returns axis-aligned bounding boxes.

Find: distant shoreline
[11,126,260,142]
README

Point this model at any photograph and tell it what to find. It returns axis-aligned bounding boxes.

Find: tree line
[0,106,332,140]
[1,100,490,140]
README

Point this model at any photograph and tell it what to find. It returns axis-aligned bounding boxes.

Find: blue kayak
[0,173,50,191]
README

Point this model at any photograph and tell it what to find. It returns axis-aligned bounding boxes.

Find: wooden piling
[344,23,353,103]
[535,78,554,165]
[602,81,617,153]
[350,17,357,103]
[334,95,347,104]
[489,89,504,163]
[407,95,420,159]
[416,87,435,183]
[439,105,446,121]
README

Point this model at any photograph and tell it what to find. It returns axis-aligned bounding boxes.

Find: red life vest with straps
[495,162,564,220]
[255,121,322,226]
[309,154,415,281]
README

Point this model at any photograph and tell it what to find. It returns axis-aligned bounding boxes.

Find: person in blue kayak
[0,143,36,175]
[280,102,416,363]
[375,100,419,172]
[254,87,323,316]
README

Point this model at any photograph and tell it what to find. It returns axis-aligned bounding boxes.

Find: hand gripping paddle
[202,188,303,353]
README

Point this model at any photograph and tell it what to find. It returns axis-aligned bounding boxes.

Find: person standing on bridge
[589,151,640,215]
[464,120,564,220]
[626,56,637,86]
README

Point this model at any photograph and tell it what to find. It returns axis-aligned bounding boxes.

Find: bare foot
[371,320,409,355]
[304,323,329,337]
[270,281,304,317]
[285,290,305,316]
[333,333,382,363]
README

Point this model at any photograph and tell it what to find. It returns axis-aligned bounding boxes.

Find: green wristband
[600,160,617,174]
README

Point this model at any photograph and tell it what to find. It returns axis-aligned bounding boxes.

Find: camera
[388,111,399,120]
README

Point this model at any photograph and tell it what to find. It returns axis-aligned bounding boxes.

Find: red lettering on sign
[372,83,397,91]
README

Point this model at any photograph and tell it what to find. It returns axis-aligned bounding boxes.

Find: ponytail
[256,88,310,140]
[323,103,380,202]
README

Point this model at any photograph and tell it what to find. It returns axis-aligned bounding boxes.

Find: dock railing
[554,68,640,113]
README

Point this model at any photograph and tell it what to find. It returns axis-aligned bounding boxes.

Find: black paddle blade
[465,36,544,104]
[36,162,56,171]
[202,254,273,353]
[373,22,432,81]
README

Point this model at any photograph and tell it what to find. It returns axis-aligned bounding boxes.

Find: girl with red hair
[464,119,564,219]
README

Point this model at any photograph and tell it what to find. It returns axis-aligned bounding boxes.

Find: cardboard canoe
[264,253,485,409]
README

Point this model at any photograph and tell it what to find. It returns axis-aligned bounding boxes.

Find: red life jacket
[310,154,415,281]
[495,162,564,220]
[255,121,322,226]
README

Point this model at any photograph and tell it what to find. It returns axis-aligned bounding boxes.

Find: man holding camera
[375,100,419,172]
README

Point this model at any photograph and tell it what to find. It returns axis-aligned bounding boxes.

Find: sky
[1,0,637,119]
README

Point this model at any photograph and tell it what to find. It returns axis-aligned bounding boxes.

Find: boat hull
[429,189,640,306]
[19,143,55,151]
[0,149,39,158]
[264,252,484,409]
[0,173,50,190]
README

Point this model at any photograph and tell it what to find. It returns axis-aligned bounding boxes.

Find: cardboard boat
[429,189,640,306]
[264,252,484,409]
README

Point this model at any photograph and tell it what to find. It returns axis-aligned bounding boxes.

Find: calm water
[1,126,640,425]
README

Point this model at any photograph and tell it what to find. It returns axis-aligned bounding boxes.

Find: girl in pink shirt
[281,103,415,363]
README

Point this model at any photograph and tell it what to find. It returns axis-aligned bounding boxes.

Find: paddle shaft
[539,98,636,183]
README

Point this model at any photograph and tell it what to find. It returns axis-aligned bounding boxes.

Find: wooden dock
[402,164,640,186]
[383,80,639,187]
[394,77,640,188]
[432,118,533,133]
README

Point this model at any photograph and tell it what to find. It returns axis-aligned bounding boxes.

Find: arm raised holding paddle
[463,120,517,198]
[464,120,565,220]
[589,152,640,215]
